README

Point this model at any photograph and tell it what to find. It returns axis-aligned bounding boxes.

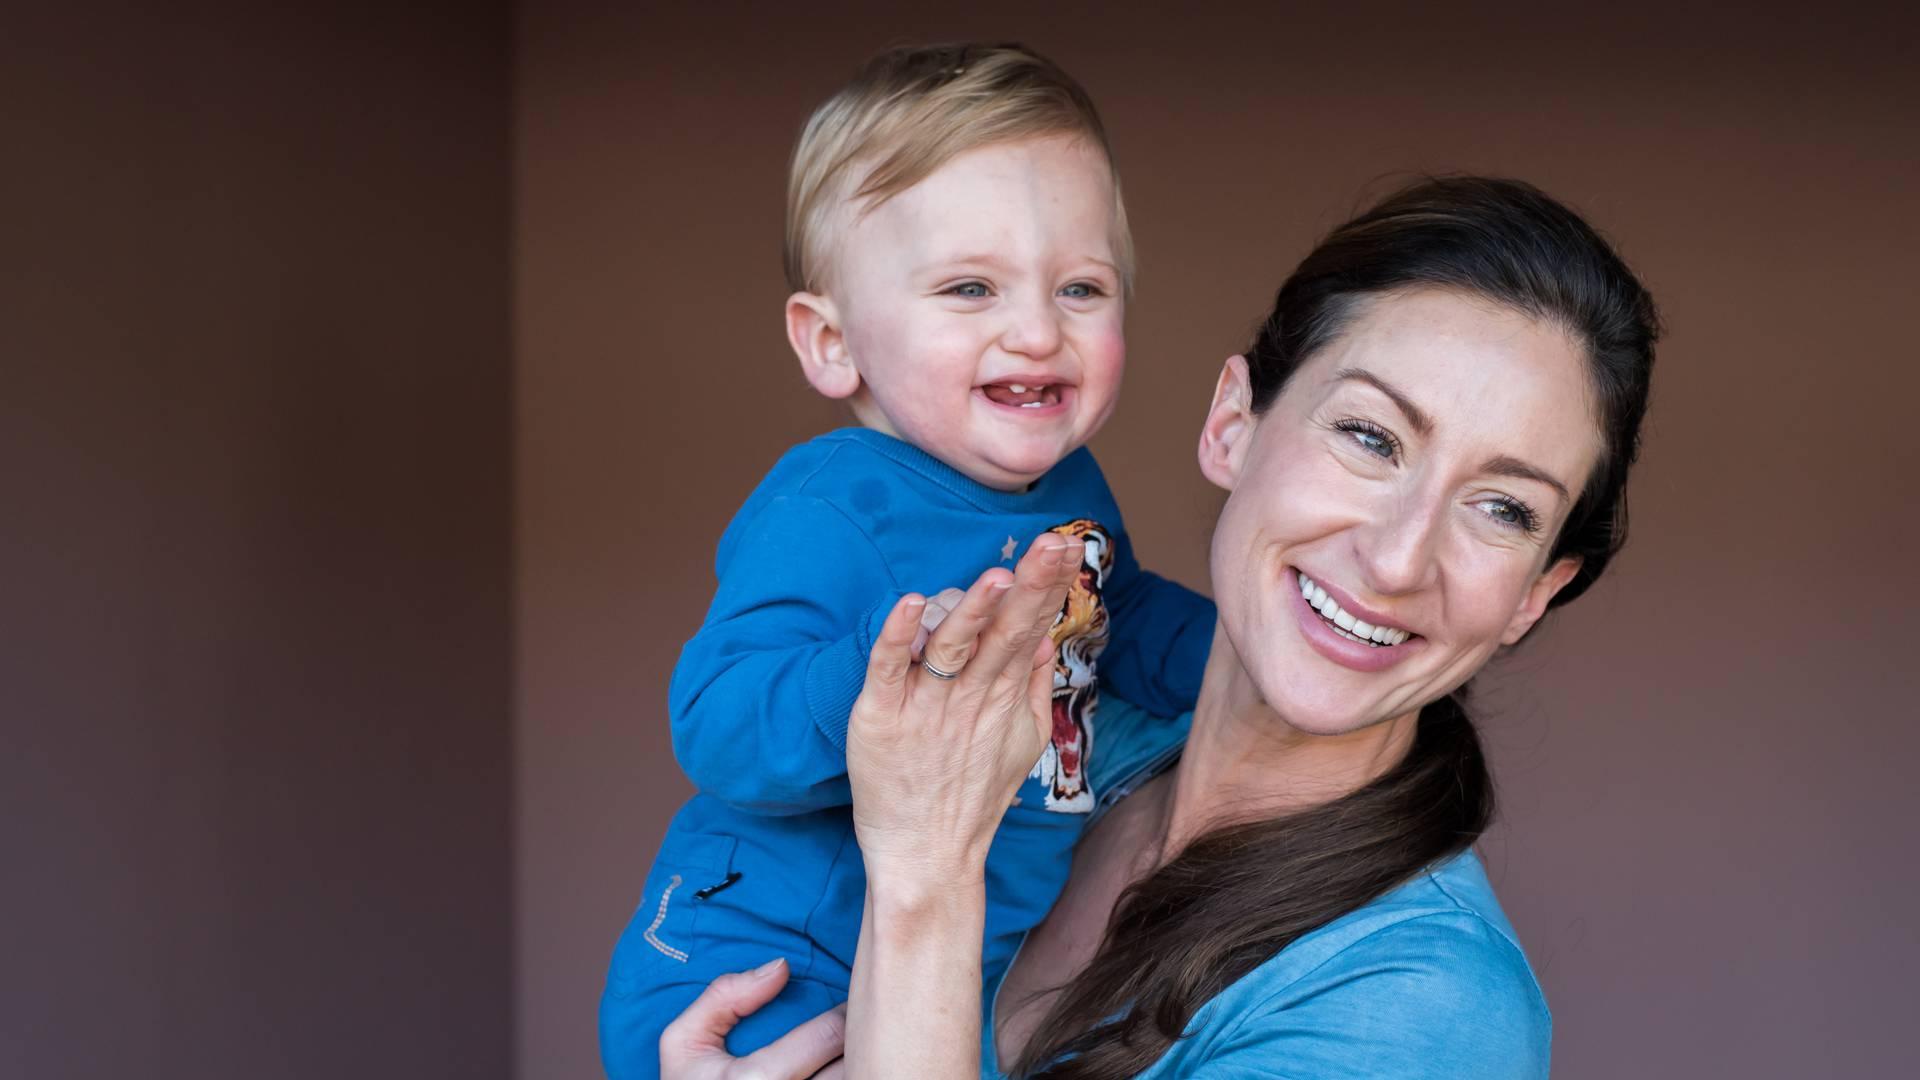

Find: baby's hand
[910,588,968,661]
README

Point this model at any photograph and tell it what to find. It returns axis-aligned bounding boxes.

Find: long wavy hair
[1011,177,1660,1078]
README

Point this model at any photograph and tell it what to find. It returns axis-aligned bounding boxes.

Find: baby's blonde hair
[784,42,1133,295]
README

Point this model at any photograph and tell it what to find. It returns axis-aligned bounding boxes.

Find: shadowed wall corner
[2,4,514,1077]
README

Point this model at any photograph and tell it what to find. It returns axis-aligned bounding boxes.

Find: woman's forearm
[840,538,1081,1078]
[845,870,988,1080]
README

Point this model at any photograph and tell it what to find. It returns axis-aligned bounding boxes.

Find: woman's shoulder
[1160,850,1552,1078]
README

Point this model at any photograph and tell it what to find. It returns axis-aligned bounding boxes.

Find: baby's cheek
[1083,323,1126,376]
[1077,324,1129,423]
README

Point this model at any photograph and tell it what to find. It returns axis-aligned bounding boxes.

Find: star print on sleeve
[1001,535,1018,562]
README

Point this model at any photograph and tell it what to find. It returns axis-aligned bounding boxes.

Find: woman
[663,176,1659,1077]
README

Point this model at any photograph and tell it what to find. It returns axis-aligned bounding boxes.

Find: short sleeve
[1191,914,1552,1079]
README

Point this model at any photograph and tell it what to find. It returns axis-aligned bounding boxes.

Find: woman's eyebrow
[1334,367,1573,503]
[1333,368,1432,437]
[1484,455,1572,504]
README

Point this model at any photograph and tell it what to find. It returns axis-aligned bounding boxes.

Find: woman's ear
[1197,355,1257,491]
[1501,555,1583,645]
[786,291,860,399]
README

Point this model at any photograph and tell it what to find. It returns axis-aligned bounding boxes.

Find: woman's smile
[1199,287,1601,737]
[1288,567,1428,673]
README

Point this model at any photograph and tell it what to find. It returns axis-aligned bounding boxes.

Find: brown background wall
[517,3,1919,1079]
[4,4,512,1078]
[10,2,1914,1078]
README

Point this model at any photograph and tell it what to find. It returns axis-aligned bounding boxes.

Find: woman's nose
[999,293,1064,360]
[1355,492,1443,597]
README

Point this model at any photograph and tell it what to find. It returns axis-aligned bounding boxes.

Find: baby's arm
[668,494,902,814]
[1098,531,1216,717]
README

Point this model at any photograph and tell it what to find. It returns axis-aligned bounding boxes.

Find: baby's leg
[599,814,858,1078]
[599,968,844,1079]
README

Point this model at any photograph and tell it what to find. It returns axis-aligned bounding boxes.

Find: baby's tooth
[1008,384,1027,393]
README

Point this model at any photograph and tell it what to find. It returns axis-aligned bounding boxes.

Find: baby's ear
[1197,355,1256,491]
[786,292,859,399]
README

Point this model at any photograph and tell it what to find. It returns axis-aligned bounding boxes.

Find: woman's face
[1199,287,1602,736]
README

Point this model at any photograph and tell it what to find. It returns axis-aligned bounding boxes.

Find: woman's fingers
[917,566,1014,681]
[910,587,968,661]
[1032,628,1058,671]
[658,958,791,1070]
[1026,643,1057,746]
[861,595,927,718]
[657,959,846,1080]
[962,534,1082,688]
[736,1003,846,1079]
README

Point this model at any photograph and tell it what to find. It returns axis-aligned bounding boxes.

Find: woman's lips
[1288,568,1425,673]
[1296,570,1412,645]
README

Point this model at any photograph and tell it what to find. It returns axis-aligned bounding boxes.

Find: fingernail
[752,957,785,977]
[991,579,1012,593]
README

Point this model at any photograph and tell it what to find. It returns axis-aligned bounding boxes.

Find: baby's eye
[944,281,992,298]
[1059,281,1105,299]
[1333,419,1398,460]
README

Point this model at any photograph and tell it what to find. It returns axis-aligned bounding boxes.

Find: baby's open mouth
[1298,571,1414,648]
[981,382,1062,408]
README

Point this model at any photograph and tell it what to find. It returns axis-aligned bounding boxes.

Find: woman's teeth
[1296,571,1411,647]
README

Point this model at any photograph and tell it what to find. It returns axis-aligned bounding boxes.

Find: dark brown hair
[1013,177,1659,1077]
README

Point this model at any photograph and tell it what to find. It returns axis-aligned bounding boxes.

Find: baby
[599,43,1215,1075]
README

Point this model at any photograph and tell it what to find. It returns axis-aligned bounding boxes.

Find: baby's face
[828,136,1126,490]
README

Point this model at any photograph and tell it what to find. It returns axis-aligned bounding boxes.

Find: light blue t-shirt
[981,726,1552,1078]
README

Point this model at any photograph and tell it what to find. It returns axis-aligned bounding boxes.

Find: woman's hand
[840,532,1081,1080]
[847,531,1082,889]
[662,535,1079,1080]
[659,958,846,1080]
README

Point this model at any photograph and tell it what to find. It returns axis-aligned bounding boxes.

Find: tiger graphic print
[1029,519,1113,813]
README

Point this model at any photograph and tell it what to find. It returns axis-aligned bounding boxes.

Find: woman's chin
[1286,712,1380,738]
[1258,688,1385,738]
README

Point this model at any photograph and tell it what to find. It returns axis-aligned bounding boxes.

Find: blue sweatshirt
[669,427,1213,816]
[637,428,1214,1003]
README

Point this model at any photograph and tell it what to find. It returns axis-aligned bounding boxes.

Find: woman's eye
[1480,497,1540,533]
[1334,420,1397,459]
[1059,281,1104,299]
[945,281,991,298]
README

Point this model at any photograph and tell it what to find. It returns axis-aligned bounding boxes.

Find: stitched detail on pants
[643,874,690,962]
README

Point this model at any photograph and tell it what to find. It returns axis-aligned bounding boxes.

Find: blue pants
[598,967,843,1080]
[598,815,859,1079]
